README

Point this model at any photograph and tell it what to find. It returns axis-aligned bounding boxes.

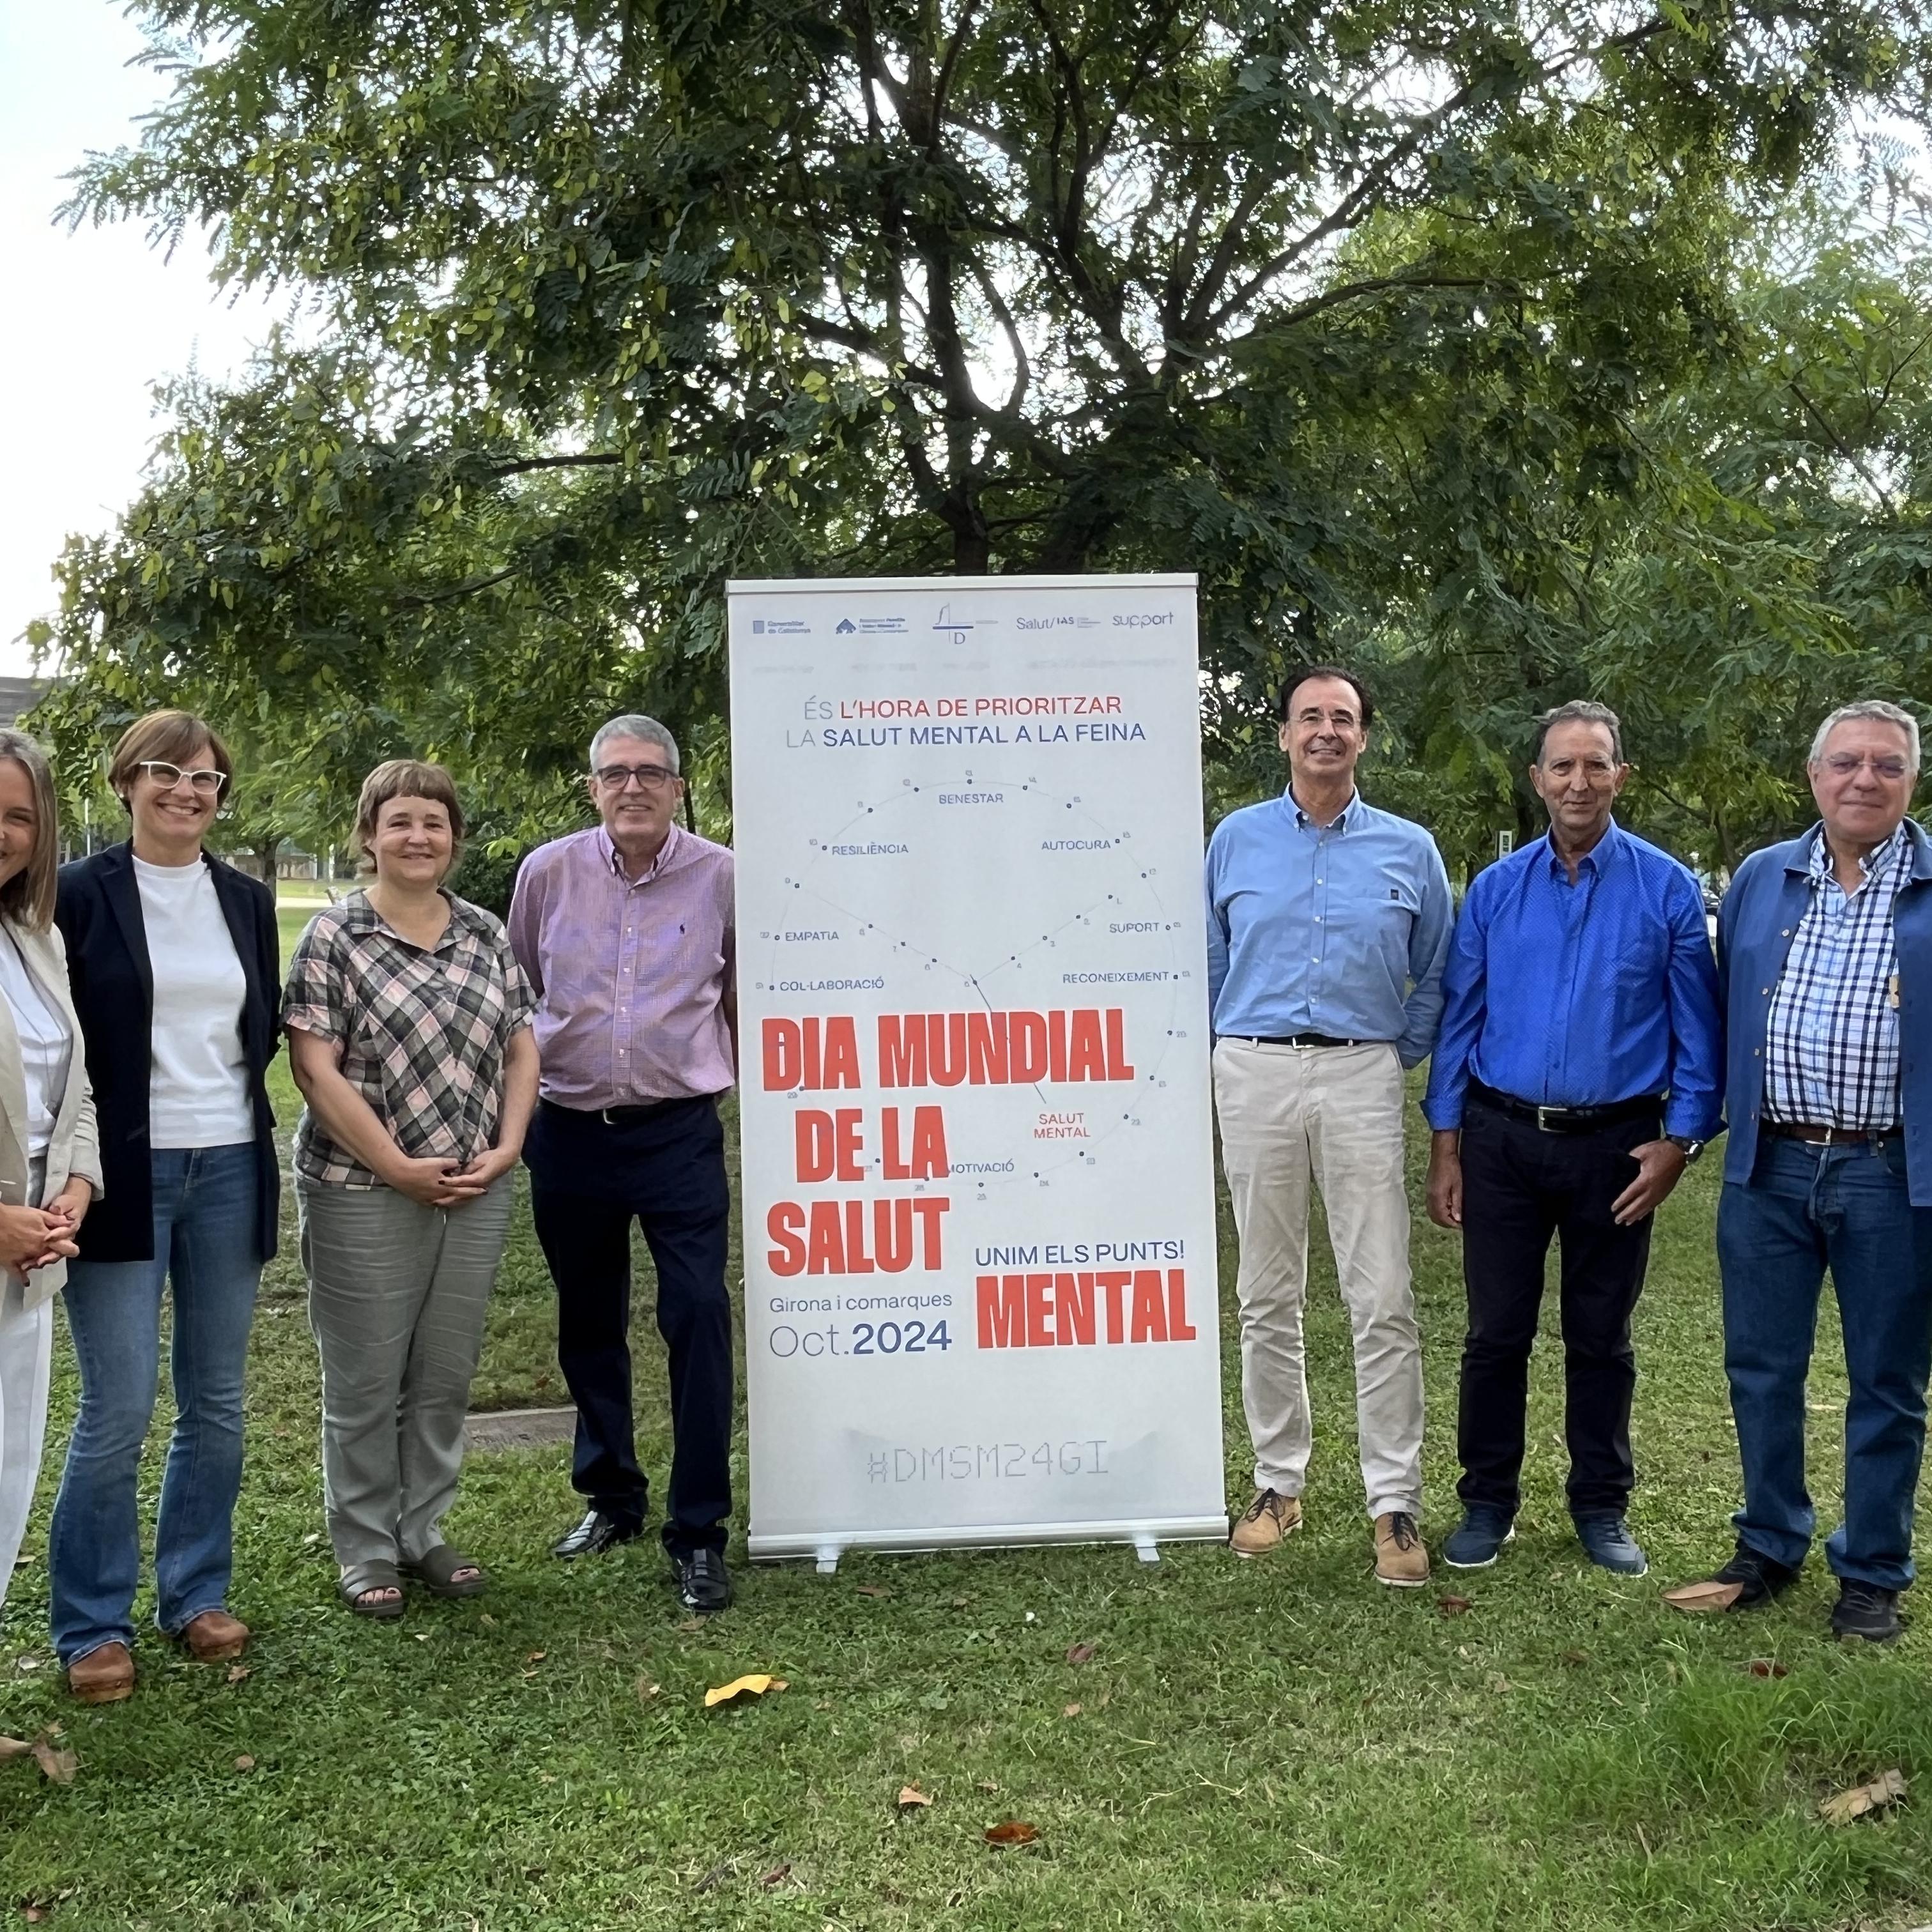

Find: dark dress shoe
[669,1546,733,1614]
[552,1510,642,1559]
[1663,1537,1800,1612]
[1831,1579,1903,1643]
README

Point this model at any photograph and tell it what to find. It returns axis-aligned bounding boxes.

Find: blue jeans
[1718,1134,1932,1590]
[50,1144,263,1664]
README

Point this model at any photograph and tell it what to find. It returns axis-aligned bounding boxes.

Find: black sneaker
[552,1509,643,1560]
[1662,1538,1800,1613]
[670,1546,733,1614]
[1574,1512,1648,1577]
[1830,1579,1903,1644]
[1443,1506,1516,1569]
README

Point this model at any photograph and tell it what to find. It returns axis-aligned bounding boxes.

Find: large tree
[33,0,1932,850]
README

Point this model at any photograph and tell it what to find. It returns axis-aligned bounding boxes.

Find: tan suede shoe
[68,1641,135,1705]
[179,1610,250,1662]
[1229,1488,1303,1557]
[1374,1511,1430,1588]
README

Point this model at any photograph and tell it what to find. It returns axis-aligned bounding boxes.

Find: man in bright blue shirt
[1206,666,1453,1587]
[1422,700,1721,1579]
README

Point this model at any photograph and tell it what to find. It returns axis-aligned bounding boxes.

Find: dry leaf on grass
[226,1665,252,1685]
[1662,1578,1744,1614]
[31,1740,77,1786]
[525,1651,546,1664]
[977,1779,999,1793]
[1062,1703,1082,1717]
[759,1862,793,1888]
[635,1677,662,1704]
[854,1585,891,1599]
[704,1674,789,1709]
[0,1736,31,1761]
[896,1784,933,1811]
[1436,1595,1473,1617]
[676,1617,707,1635]
[984,1820,1039,1847]
[1820,1769,1906,1825]
[1065,1641,1097,1664]
[1742,1659,1789,1678]
[1560,1650,1589,1667]
[232,1755,256,1774]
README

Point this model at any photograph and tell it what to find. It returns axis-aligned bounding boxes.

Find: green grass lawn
[3,1050,1931,1930]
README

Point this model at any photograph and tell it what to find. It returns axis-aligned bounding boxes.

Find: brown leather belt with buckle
[1762,1120,1901,1146]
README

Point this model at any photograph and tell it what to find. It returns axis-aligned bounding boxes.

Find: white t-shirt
[0,926,70,1164]
[134,854,253,1149]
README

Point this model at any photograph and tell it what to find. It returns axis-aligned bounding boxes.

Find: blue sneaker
[1443,1506,1515,1569]
[1574,1512,1647,1576]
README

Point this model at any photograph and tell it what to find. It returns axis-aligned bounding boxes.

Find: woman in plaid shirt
[284,762,539,1618]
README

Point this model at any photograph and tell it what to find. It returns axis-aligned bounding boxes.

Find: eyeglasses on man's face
[135,760,227,796]
[1820,752,1913,781]
[593,762,677,792]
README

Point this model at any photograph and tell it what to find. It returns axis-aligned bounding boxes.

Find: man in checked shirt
[507,714,738,1614]
[1667,700,1932,1642]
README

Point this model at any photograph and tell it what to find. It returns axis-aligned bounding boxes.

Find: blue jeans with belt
[49,1143,262,1664]
[1718,1133,1932,1590]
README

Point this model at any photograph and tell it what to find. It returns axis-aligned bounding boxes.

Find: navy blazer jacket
[55,843,282,1263]
[1718,816,1932,1205]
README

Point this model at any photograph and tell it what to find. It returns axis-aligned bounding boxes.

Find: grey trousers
[298,1177,514,1572]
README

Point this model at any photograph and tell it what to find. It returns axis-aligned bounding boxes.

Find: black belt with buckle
[1468,1078,1663,1136]
[1244,1032,1368,1049]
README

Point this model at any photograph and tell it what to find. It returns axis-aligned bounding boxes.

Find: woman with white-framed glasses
[48,710,282,1704]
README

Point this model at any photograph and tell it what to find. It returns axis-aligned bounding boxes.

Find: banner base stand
[751,1515,1228,1565]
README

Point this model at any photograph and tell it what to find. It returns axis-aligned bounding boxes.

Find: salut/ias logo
[932,602,976,647]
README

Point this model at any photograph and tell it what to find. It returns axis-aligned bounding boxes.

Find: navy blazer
[55,842,282,1263]
[1718,816,1932,1206]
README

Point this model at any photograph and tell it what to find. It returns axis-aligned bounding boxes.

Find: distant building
[0,678,50,728]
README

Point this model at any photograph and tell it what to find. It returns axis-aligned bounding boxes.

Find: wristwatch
[1666,1135,1706,1163]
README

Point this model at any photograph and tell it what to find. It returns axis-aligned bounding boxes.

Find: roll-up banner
[727,574,1224,1566]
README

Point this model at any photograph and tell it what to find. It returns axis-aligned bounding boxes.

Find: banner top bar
[726,572,1199,594]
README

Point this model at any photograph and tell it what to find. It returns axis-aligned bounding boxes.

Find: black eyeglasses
[135,760,227,796]
[594,763,677,791]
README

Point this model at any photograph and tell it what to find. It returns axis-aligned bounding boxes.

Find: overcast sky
[0,3,287,676]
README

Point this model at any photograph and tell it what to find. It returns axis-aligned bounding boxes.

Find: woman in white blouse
[0,730,101,1619]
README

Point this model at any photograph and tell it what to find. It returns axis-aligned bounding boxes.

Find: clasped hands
[0,1176,95,1279]
[385,1143,522,1208]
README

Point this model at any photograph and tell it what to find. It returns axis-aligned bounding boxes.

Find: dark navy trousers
[526,1095,733,1556]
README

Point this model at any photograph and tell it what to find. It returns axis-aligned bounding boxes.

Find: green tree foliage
[29,0,1932,857]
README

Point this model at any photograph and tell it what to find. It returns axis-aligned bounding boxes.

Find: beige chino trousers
[1213,1036,1425,1520]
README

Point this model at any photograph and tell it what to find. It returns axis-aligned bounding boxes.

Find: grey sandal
[402,1544,487,1600]
[337,1561,406,1620]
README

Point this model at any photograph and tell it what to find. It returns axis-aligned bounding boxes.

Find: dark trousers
[525,1095,733,1556]
[1718,1134,1932,1590]
[1455,1097,1660,1517]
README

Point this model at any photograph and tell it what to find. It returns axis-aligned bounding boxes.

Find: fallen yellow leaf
[1820,1768,1907,1825]
[1063,1702,1082,1717]
[704,1674,789,1708]
[896,1784,933,1810]
[233,1755,256,1773]
[30,1740,76,1786]
[226,1664,252,1685]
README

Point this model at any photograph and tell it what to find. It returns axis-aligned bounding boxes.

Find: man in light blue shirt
[1206,666,1453,1586]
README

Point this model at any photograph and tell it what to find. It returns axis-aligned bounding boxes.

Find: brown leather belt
[1763,1119,1901,1146]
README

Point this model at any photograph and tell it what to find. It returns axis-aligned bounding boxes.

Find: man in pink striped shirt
[507,714,738,1614]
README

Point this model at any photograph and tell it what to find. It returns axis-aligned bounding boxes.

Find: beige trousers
[1213,1036,1425,1519]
